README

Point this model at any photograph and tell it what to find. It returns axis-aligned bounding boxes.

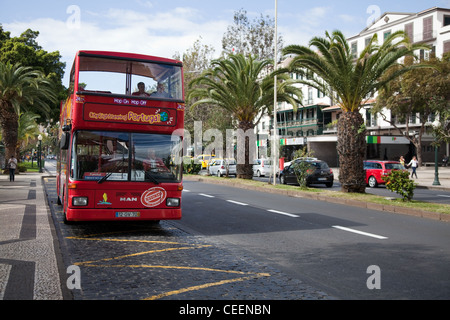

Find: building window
[444,15,450,27]
[444,41,450,54]
[423,16,433,40]
[351,42,357,59]
[383,30,391,41]
[405,22,414,42]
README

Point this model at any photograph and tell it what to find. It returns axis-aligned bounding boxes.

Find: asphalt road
[43,160,450,299]
[176,180,450,299]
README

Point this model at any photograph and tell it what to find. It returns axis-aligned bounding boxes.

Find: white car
[252,159,272,177]
[208,159,237,177]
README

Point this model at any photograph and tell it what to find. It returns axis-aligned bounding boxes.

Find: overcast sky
[1,0,448,86]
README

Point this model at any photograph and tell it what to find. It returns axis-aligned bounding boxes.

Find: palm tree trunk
[236,120,254,179]
[337,111,366,193]
[0,101,19,161]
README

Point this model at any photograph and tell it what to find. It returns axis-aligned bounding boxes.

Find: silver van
[253,159,272,177]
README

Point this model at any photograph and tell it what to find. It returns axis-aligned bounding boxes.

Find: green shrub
[183,159,202,175]
[291,148,315,189]
[382,170,416,201]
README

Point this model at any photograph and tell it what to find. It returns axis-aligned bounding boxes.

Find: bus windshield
[73,131,182,183]
[77,55,183,100]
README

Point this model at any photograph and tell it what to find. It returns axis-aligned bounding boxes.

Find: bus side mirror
[60,132,70,150]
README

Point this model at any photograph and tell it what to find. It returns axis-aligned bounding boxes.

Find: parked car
[253,159,272,177]
[283,157,317,168]
[195,154,215,169]
[208,158,237,177]
[279,159,334,187]
[364,160,406,188]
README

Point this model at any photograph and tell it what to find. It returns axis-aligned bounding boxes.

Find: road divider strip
[267,209,299,218]
[199,193,215,198]
[332,225,388,240]
[226,200,248,206]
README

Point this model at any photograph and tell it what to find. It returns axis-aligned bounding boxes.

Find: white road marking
[226,200,248,206]
[332,226,388,240]
[199,193,215,198]
[438,195,450,198]
[267,209,299,218]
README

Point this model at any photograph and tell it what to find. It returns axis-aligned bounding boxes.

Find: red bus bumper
[65,207,181,222]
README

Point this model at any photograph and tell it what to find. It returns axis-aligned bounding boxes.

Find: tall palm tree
[283,30,427,192]
[0,62,56,163]
[188,53,303,179]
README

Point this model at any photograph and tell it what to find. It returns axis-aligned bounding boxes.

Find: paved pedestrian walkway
[0,170,63,300]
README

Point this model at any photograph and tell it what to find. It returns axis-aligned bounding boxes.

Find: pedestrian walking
[399,156,405,167]
[8,155,18,182]
[407,156,418,179]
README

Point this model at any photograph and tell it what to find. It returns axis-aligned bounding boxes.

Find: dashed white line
[332,226,388,240]
[226,200,248,206]
[267,209,299,218]
[438,195,450,198]
[199,193,215,198]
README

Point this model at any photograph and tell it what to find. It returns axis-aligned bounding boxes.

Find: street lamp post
[272,0,278,185]
[432,120,441,186]
[38,134,43,173]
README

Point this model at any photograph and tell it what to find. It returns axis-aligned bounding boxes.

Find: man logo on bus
[141,187,167,207]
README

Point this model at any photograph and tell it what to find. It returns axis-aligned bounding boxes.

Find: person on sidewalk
[407,156,418,179]
[399,156,405,167]
[8,155,18,182]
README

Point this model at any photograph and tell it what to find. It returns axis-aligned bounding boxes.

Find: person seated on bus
[132,82,150,97]
[151,82,171,98]
[143,149,168,172]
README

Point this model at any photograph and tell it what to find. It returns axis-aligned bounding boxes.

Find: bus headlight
[166,198,180,207]
[73,197,88,206]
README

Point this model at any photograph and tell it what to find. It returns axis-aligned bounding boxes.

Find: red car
[363,160,406,188]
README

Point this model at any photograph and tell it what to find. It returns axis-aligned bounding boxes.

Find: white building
[258,6,450,167]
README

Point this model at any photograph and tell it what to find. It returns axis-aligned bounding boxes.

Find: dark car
[364,160,406,188]
[279,159,334,187]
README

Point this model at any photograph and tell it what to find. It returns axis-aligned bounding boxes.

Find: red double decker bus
[57,51,184,223]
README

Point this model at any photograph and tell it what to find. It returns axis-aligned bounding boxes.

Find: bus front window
[74,131,182,183]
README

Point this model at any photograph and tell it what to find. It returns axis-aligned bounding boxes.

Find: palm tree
[0,62,56,163]
[282,30,427,192]
[188,53,303,179]
[17,111,41,152]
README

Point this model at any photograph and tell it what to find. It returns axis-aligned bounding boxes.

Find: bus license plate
[116,212,140,218]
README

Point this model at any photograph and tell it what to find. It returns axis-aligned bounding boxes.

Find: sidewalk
[331,166,450,191]
[0,170,63,300]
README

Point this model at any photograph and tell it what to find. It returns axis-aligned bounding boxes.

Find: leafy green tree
[0,26,66,122]
[282,30,427,193]
[188,54,303,179]
[0,62,57,162]
[222,8,283,60]
[174,37,234,142]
